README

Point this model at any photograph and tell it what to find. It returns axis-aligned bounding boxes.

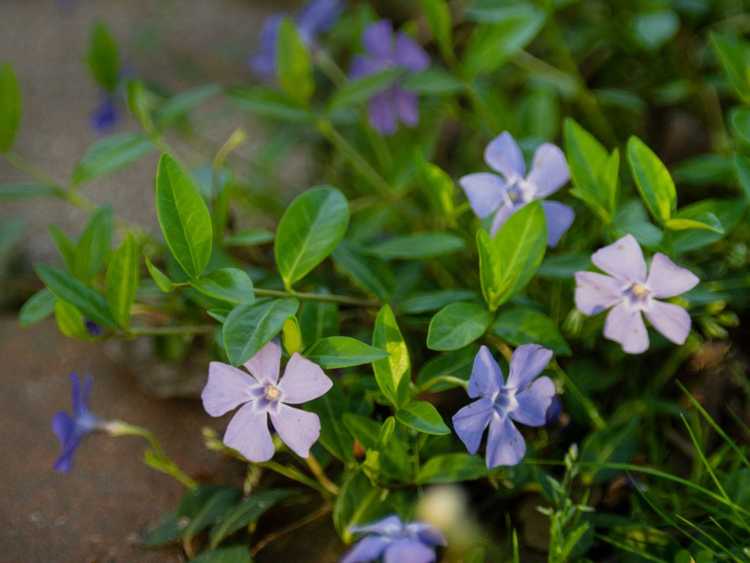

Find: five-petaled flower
[341,514,446,563]
[574,234,699,354]
[91,93,120,133]
[459,131,574,247]
[52,373,102,472]
[201,340,332,462]
[453,345,556,468]
[350,20,430,135]
[250,0,343,80]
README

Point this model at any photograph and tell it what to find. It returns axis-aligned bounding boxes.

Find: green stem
[126,324,216,336]
[305,454,340,496]
[260,460,329,495]
[254,287,379,307]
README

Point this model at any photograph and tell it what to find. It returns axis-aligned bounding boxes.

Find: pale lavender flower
[574,234,699,354]
[250,0,344,80]
[202,340,332,462]
[453,345,555,468]
[52,373,102,472]
[350,20,430,135]
[341,515,446,563]
[459,131,574,246]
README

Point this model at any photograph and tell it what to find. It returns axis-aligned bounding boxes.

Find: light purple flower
[202,340,332,462]
[53,373,102,473]
[574,234,699,354]
[341,515,446,563]
[350,20,430,135]
[452,345,555,468]
[459,131,574,247]
[249,0,344,80]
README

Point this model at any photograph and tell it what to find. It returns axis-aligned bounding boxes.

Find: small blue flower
[52,373,102,472]
[453,345,556,468]
[341,515,446,563]
[85,320,102,337]
[90,94,120,133]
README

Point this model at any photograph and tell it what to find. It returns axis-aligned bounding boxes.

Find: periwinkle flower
[453,345,556,468]
[250,0,344,80]
[341,515,446,563]
[574,234,699,354]
[459,131,574,247]
[90,93,120,133]
[202,340,332,462]
[350,20,430,135]
[85,320,102,337]
[52,373,102,472]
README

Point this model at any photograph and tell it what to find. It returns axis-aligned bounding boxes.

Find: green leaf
[401,68,464,95]
[416,346,476,392]
[0,63,22,153]
[190,547,251,563]
[343,413,381,450]
[710,32,750,103]
[36,264,116,328]
[183,489,241,547]
[55,299,88,338]
[275,186,349,289]
[155,153,213,279]
[105,234,139,328]
[632,10,679,51]
[223,299,299,365]
[333,471,388,542]
[228,86,313,122]
[299,296,339,346]
[142,513,184,547]
[191,268,255,305]
[399,289,478,315]
[224,229,274,247]
[332,242,392,300]
[48,225,77,272]
[72,133,154,186]
[74,206,113,280]
[427,301,492,351]
[276,19,314,105]
[19,288,56,327]
[420,0,453,61]
[666,214,724,234]
[671,199,747,253]
[145,256,174,292]
[209,489,291,549]
[87,22,120,92]
[735,153,750,202]
[329,68,402,110]
[155,84,221,125]
[304,336,387,369]
[0,182,62,200]
[419,161,455,221]
[308,382,355,462]
[612,199,663,248]
[491,306,571,356]
[416,453,487,484]
[372,305,411,408]
[537,253,592,280]
[365,233,465,260]
[126,79,156,133]
[396,400,451,435]
[627,136,677,225]
[476,202,546,311]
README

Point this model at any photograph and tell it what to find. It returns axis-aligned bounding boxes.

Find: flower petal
[351,515,403,536]
[604,302,649,354]
[646,253,699,298]
[249,14,282,79]
[270,404,321,458]
[405,523,447,546]
[202,362,256,417]
[592,234,647,283]
[395,33,430,72]
[486,414,526,468]
[458,173,506,219]
[541,201,575,247]
[277,353,332,404]
[384,539,436,563]
[452,398,493,455]
[489,202,516,236]
[223,403,275,462]
[645,300,692,345]
[350,54,381,79]
[297,0,343,37]
[484,131,525,180]
[52,411,75,446]
[369,90,397,135]
[511,376,556,427]
[574,271,623,315]
[526,143,569,197]
[468,345,504,399]
[395,87,419,127]
[244,340,282,384]
[507,344,553,389]
[363,20,394,58]
[341,536,392,563]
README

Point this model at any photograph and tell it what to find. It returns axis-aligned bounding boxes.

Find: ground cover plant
[2,0,750,561]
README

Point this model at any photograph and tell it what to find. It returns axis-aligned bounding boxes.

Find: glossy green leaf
[0,63,22,153]
[365,233,465,260]
[710,32,750,103]
[299,295,339,346]
[223,229,274,247]
[332,242,392,300]
[0,182,62,200]
[612,199,663,248]
[74,206,113,280]
[329,68,402,110]
[308,382,354,462]
[87,22,120,92]
[276,19,313,105]
[105,234,139,328]
[671,199,747,253]
[145,256,174,292]
[399,289,478,315]
[275,186,349,289]
[372,305,411,407]
[416,453,487,484]
[36,264,116,328]
[191,268,254,305]
[416,346,476,392]
[396,400,451,435]
[627,136,676,225]
[155,153,213,279]
[72,133,154,186]
[183,488,241,546]
[209,489,291,549]
[666,214,724,234]
[19,288,56,327]
[537,253,592,280]
[190,547,251,563]
[223,298,299,366]
[492,306,571,356]
[427,301,492,351]
[304,336,387,369]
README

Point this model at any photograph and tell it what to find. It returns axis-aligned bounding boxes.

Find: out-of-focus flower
[453,345,555,468]
[350,20,430,135]
[341,515,446,563]
[250,0,344,80]
[52,373,102,472]
[85,320,102,337]
[201,340,332,462]
[459,131,574,246]
[90,93,120,133]
[575,234,699,354]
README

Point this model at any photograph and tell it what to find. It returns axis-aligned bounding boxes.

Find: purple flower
[249,0,344,80]
[52,373,102,473]
[574,234,699,354]
[459,131,574,247]
[90,93,120,133]
[85,320,102,337]
[201,340,332,462]
[350,20,430,135]
[341,515,446,563]
[452,345,556,468]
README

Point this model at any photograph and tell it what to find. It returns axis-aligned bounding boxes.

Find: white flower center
[264,383,281,401]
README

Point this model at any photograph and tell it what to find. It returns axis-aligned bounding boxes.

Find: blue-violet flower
[90,93,120,133]
[341,515,446,563]
[52,373,102,472]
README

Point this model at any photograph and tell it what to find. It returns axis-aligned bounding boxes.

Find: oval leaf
[627,136,676,225]
[223,298,299,366]
[395,400,451,435]
[427,301,492,351]
[416,453,487,484]
[372,305,411,407]
[191,268,255,305]
[365,232,465,260]
[105,234,139,328]
[72,133,154,186]
[304,336,387,369]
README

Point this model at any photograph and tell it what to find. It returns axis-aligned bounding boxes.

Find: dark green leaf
[671,199,747,253]
[492,306,571,355]
[142,513,184,546]
[156,84,221,124]
[228,86,313,122]
[332,242,392,300]
[333,471,387,541]
[209,490,291,549]
[299,296,339,346]
[19,288,56,327]
[223,299,299,365]
[735,153,750,202]
[399,289,478,314]
[224,229,274,247]
[48,225,77,272]
[0,63,21,153]
[308,383,355,462]
[632,10,679,51]
[87,22,120,92]
[74,206,113,280]
[537,253,591,280]
[416,453,487,484]
[420,0,453,61]
[36,264,116,328]
[417,346,476,392]
[343,413,381,450]
[0,182,62,200]
[365,233,465,260]
[183,489,241,545]
[329,68,402,110]
[396,400,451,435]
[427,302,492,351]
[304,336,387,369]
[710,32,750,103]
[189,547,251,563]
[72,133,154,186]
[105,234,139,328]
[401,68,464,95]
[372,305,411,407]
[192,268,255,305]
